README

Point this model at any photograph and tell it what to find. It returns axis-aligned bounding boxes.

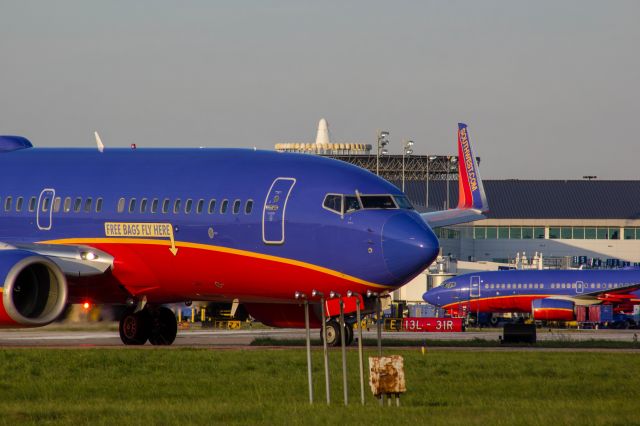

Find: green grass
[0,348,639,425]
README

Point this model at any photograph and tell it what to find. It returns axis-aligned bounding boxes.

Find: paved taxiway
[0,327,638,347]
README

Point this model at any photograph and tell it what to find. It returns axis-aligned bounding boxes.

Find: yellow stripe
[38,237,393,290]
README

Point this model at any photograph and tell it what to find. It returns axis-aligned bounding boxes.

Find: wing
[421,123,489,228]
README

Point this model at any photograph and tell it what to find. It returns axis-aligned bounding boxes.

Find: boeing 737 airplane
[0,123,487,345]
[423,269,640,320]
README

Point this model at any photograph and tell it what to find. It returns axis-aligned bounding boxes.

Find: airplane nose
[422,289,440,306]
[382,213,439,281]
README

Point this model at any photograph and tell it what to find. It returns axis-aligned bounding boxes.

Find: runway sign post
[369,355,406,407]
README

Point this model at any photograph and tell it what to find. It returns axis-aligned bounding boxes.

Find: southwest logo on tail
[457,123,487,210]
[421,123,489,228]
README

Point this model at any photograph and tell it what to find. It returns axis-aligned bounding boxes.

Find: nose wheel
[119,306,178,345]
[320,320,354,347]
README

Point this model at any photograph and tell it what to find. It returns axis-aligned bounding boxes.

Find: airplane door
[262,178,296,244]
[576,280,584,294]
[470,275,481,298]
[36,188,55,231]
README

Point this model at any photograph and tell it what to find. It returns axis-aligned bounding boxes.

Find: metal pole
[402,151,405,192]
[426,158,429,208]
[304,299,313,404]
[356,297,364,405]
[338,297,348,406]
[312,289,330,405]
[446,157,450,210]
[376,296,382,357]
[321,297,330,405]
[376,131,380,176]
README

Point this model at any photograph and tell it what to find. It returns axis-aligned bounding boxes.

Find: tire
[119,310,151,345]
[321,320,341,347]
[148,306,178,345]
[344,322,354,346]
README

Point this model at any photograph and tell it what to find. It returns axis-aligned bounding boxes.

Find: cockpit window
[394,195,414,210]
[360,195,396,209]
[443,281,457,289]
[323,193,411,215]
[344,196,361,213]
[323,194,342,214]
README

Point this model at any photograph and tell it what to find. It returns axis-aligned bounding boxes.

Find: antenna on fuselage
[94,131,105,153]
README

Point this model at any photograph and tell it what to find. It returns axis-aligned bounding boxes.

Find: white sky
[1,1,638,179]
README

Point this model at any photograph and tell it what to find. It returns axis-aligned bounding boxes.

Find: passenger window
[185,199,193,214]
[232,199,241,214]
[208,199,216,214]
[53,197,61,213]
[74,197,82,213]
[16,197,24,212]
[84,198,92,213]
[4,196,12,212]
[162,198,170,214]
[129,198,136,213]
[28,196,36,212]
[196,199,204,214]
[96,198,103,213]
[117,197,125,213]
[220,199,228,214]
[42,197,50,212]
[64,197,72,213]
[245,200,253,214]
[140,198,148,213]
[151,198,159,214]
[173,199,181,214]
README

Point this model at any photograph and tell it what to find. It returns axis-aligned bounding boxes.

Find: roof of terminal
[402,180,640,219]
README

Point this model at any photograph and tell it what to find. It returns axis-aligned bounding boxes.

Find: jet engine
[0,250,68,327]
[531,299,575,321]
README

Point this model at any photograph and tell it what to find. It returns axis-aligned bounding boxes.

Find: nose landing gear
[320,319,354,347]
[119,306,178,345]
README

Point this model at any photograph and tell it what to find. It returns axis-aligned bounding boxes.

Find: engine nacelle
[0,250,68,328]
[532,299,575,321]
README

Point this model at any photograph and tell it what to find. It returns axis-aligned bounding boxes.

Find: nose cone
[382,213,439,282]
[423,288,441,306]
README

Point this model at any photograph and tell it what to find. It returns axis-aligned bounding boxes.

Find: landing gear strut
[119,306,178,345]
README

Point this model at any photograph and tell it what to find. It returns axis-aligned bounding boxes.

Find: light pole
[446,156,458,209]
[347,290,365,406]
[426,155,437,208]
[376,130,389,176]
[312,289,330,405]
[295,291,313,404]
[402,140,414,193]
[330,291,348,406]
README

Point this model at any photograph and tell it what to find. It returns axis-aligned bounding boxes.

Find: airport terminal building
[404,179,640,266]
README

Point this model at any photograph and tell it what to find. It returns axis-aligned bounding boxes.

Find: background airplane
[423,269,640,322]
[0,123,487,345]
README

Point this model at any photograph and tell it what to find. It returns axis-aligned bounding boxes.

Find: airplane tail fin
[420,123,489,228]
[456,123,488,211]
